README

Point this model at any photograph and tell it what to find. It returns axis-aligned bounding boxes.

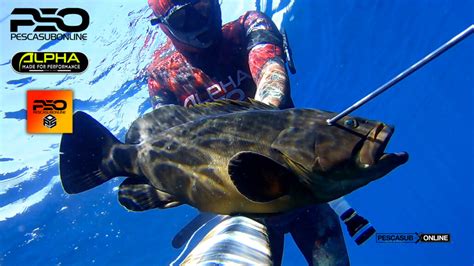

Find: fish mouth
[358,123,408,168]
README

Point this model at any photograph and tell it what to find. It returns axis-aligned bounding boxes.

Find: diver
[146,0,373,264]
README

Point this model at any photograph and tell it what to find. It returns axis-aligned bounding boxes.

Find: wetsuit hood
[149,0,222,53]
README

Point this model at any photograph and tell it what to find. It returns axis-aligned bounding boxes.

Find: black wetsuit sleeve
[243,11,284,52]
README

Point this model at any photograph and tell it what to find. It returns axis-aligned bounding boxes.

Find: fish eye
[344,119,358,128]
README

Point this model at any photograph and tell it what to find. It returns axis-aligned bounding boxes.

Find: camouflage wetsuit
[147,11,349,266]
[148,11,294,109]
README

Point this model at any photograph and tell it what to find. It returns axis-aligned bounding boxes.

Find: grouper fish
[59,100,408,215]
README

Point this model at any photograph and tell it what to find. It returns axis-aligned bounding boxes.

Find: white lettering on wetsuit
[184,70,251,107]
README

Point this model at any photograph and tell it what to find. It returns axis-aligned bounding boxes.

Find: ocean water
[0,0,473,265]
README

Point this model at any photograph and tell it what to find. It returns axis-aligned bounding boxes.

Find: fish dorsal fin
[228,151,297,202]
[118,178,182,211]
[192,99,276,111]
[126,99,276,144]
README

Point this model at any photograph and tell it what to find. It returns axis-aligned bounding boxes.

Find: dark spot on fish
[182,153,207,165]
[166,141,178,151]
[153,139,167,148]
[149,150,161,160]
[152,163,193,195]
[153,163,186,179]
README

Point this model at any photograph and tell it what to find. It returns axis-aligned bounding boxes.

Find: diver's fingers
[172,212,220,248]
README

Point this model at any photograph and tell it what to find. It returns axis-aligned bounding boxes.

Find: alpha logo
[183,70,251,107]
[10,8,89,41]
[12,52,88,73]
[27,90,73,134]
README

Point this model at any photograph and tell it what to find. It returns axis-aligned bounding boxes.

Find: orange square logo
[27,90,73,134]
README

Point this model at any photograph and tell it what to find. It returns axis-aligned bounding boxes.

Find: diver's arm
[251,48,292,108]
[244,11,293,109]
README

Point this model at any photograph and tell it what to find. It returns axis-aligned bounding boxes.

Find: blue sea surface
[0,0,473,265]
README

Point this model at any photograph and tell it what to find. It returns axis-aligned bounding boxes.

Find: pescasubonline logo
[10,8,89,41]
[27,90,73,134]
[376,233,451,244]
[12,52,88,73]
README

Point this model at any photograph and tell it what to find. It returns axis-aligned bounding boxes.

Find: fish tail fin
[60,111,139,194]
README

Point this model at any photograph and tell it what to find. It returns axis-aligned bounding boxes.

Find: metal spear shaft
[327,24,474,125]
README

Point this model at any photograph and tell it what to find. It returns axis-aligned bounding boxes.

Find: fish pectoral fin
[118,178,182,212]
[228,151,296,203]
[271,127,317,188]
[279,152,313,185]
